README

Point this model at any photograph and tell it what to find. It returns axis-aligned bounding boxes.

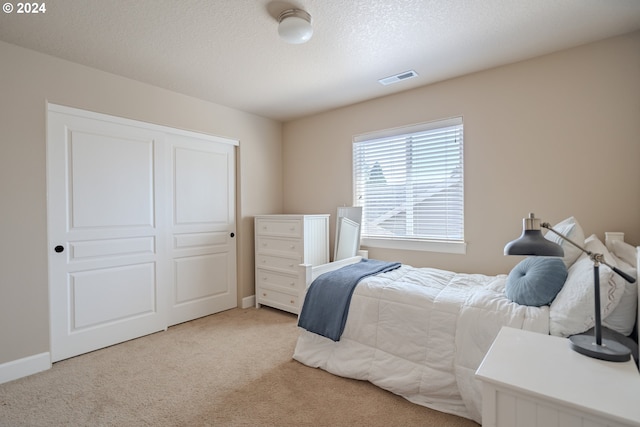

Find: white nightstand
[476,327,640,427]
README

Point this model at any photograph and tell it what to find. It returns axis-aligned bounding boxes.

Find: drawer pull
[290,300,295,304]
[262,293,267,297]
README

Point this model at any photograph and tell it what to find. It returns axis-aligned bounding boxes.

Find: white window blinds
[353,117,464,245]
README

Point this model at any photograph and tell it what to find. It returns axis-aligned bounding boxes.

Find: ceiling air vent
[378,70,418,86]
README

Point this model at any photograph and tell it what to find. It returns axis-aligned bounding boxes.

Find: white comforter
[293,265,549,423]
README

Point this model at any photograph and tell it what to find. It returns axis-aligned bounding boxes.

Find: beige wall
[0,40,283,365]
[283,31,640,276]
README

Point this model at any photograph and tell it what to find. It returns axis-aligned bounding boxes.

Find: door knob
[230,232,235,238]
[54,245,64,253]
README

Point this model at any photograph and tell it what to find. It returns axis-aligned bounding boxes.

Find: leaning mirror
[334,207,362,261]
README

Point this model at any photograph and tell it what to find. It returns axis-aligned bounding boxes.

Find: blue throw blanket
[298,259,401,341]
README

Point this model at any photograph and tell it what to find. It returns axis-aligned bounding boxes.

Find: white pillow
[603,253,637,336]
[549,235,625,337]
[610,239,637,268]
[544,216,585,268]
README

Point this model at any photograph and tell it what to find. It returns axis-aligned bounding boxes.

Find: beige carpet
[0,307,478,426]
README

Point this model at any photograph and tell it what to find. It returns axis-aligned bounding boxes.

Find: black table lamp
[505,213,635,362]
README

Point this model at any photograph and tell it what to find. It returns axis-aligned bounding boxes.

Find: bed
[292,217,640,424]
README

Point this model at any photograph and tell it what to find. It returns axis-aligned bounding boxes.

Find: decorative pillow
[549,235,625,337]
[505,257,568,307]
[544,216,585,268]
[603,253,637,336]
[610,239,637,268]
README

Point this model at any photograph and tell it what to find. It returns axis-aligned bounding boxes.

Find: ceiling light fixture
[278,9,313,44]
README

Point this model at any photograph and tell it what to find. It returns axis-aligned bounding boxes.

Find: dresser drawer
[256,218,302,238]
[257,288,299,313]
[256,236,303,257]
[256,254,300,272]
[256,268,300,291]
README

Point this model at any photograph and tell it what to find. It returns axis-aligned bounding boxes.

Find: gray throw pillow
[506,257,568,306]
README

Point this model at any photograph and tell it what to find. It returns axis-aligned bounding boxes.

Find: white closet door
[47,105,237,362]
[47,109,169,362]
[166,133,237,326]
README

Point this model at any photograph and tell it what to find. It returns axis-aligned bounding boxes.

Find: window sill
[361,238,467,254]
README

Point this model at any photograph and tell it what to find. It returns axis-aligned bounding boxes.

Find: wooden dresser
[254,214,329,314]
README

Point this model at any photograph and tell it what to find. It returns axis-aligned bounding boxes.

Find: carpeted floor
[0,307,478,426]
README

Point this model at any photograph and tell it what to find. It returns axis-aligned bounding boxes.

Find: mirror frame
[334,206,362,261]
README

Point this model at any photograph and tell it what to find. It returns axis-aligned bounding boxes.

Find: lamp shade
[278,9,313,44]
[504,214,564,257]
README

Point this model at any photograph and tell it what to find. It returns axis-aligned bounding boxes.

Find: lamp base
[569,334,631,362]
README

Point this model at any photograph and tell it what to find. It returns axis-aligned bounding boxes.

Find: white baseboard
[242,295,255,309]
[0,352,51,384]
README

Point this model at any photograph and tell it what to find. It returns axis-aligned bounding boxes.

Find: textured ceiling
[1,0,640,121]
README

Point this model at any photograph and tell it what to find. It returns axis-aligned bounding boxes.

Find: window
[353,117,465,253]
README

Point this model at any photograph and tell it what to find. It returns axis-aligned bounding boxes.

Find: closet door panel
[47,107,168,362]
[167,134,237,326]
